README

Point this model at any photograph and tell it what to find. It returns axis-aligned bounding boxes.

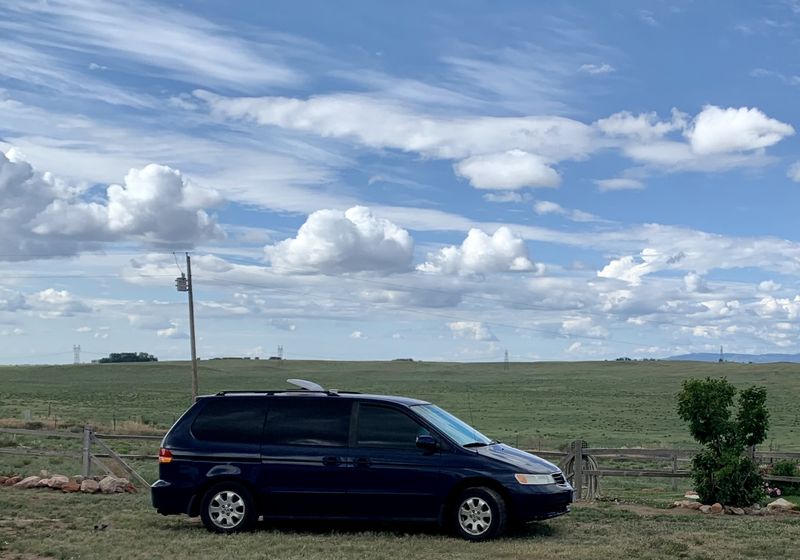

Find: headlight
[514,473,556,485]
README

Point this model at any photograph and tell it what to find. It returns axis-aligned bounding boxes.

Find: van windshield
[412,404,493,447]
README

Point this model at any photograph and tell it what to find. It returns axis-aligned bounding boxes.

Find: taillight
[158,448,173,463]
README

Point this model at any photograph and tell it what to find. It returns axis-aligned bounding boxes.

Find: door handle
[322,456,341,466]
[354,457,371,468]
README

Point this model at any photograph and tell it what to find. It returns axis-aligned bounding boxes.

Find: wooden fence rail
[2,428,800,497]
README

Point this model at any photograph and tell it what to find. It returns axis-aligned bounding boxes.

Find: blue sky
[2,0,800,364]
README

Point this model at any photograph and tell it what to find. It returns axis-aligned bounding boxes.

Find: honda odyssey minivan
[151,380,572,540]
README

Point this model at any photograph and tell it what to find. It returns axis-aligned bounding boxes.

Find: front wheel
[200,482,257,533]
[452,487,507,541]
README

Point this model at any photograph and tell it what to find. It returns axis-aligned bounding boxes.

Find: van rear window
[191,399,265,443]
[264,399,350,447]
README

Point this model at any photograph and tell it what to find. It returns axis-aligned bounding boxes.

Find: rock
[74,475,84,484]
[124,482,137,494]
[80,479,100,493]
[686,501,702,510]
[700,505,712,514]
[47,475,69,489]
[684,491,700,500]
[767,498,796,512]
[730,507,745,515]
[4,476,22,486]
[36,478,51,488]
[13,476,41,488]
[39,469,50,478]
[61,480,81,493]
[710,503,723,514]
[99,475,127,494]
[0,476,7,484]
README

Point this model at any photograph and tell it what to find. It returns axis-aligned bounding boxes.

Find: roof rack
[215,380,359,397]
[214,389,361,397]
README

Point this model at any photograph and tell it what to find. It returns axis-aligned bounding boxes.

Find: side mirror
[416,434,438,451]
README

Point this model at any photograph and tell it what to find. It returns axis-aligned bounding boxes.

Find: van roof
[202,390,430,407]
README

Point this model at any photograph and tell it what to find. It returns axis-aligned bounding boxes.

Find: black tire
[452,486,507,541]
[199,481,257,534]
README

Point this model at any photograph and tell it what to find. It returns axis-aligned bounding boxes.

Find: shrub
[772,460,800,494]
[677,378,769,506]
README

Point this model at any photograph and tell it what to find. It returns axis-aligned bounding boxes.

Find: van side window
[357,404,429,449]
[264,399,350,447]
[191,399,265,443]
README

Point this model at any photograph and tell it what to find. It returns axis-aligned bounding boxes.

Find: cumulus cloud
[595,110,686,142]
[350,330,366,339]
[0,291,29,312]
[418,227,534,276]
[684,272,710,293]
[685,105,795,155]
[594,178,644,191]
[447,321,497,341]
[454,150,560,190]
[157,322,189,339]
[560,317,608,339]
[578,63,615,75]
[31,289,90,317]
[266,206,414,274]
[0,150,223,260]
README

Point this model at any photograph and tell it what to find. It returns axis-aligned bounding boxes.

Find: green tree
[677,378,769,506]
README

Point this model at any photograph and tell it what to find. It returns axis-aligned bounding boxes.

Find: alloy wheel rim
[458,496,492,536]
[208,490,246,529]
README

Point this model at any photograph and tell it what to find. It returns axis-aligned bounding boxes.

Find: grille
[552,472,566,485]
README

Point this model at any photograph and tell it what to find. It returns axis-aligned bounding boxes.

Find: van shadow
[255,518,558,540]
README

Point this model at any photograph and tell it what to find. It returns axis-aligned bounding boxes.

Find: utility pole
[176,253,199,401]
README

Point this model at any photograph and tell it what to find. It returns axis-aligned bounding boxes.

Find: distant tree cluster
[96,352,158,363]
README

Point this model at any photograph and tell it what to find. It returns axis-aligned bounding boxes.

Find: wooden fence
[2,429,800,498]
[533,439,800,500]
[0,426,160,488]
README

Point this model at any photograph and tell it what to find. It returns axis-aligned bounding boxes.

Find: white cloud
[32,289,91,317]
[350,330,366,340]
[788,162,800,182]
[685,105,795,155]
[157,322,189,339]
[754,295,800,320]
[266,206,414,274]
[76,326,93,333]
[560,317,608,338]
[595,110,686,141]
[482,191,530,203]
[684,272,710,293]
[578,63,615,75]
[0,291,29,312]
[594,178,645,191]
[454,150,560,190]
[533,200,603,222]
[758,280,781,292]
[418,227,534,276]
[0,328,25,336]
[447,321,497,342]
[1,151,223,260]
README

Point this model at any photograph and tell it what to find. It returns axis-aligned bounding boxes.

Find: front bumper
[508,483,573,522]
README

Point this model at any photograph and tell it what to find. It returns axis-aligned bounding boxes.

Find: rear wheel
[452,487,507,541]
[200,482,257,533]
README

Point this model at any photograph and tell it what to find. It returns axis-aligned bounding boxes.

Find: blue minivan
[151,380,572,541]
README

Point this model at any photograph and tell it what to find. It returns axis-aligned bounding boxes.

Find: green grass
[1,488,799,560]
[2,359,800,448]
[1,360,799,559]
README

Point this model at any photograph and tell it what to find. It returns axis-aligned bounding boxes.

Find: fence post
[573,439,584,501]
[82,425,93,478]
[671,453,678,491]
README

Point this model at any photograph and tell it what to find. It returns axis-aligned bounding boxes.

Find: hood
[474,443,560,474]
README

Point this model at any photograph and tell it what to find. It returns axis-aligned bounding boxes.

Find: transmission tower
[504,349,509,371]
[73,345,81,365]
[277,345,284,360]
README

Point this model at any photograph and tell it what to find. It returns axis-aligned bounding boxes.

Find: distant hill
[667,353,800,364]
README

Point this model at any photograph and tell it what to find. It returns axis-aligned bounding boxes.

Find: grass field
[1,359,799,559]
[2,359,800,449]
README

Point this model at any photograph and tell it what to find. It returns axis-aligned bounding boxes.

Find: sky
[2,0,800,364]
